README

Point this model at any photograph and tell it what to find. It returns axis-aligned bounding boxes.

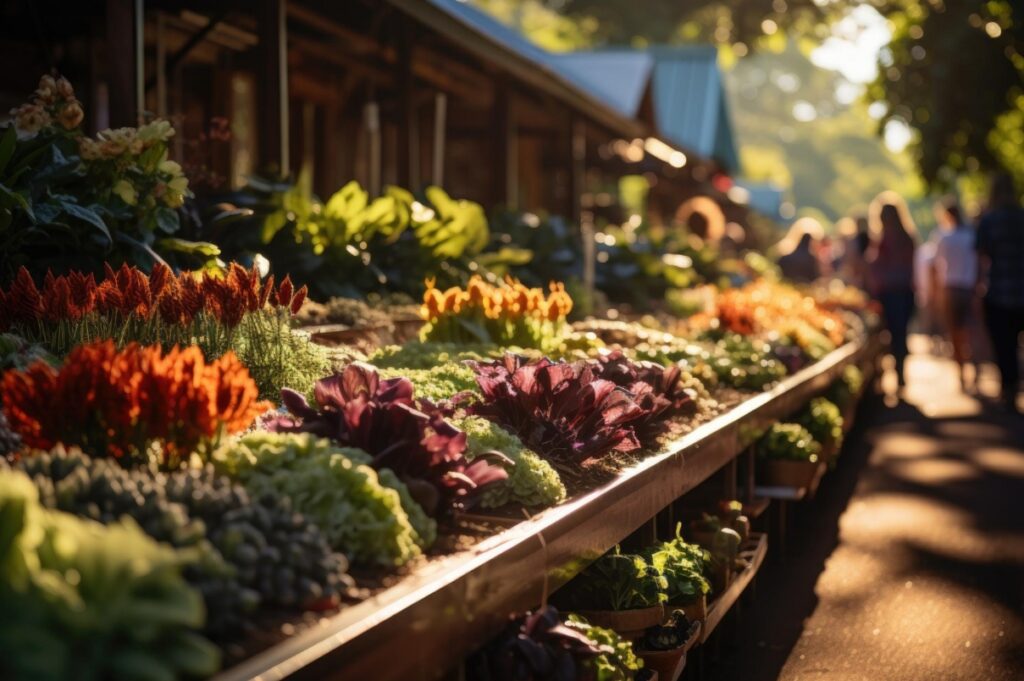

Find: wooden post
[492,82,517,208]
[396,16,416,189]
[365,101,381,197]
[572,117,594,297]
[257,0,289,173]
[432,92,447,186]
[106,0,142,127]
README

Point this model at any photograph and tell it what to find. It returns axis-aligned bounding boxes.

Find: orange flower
[0,340,270,465]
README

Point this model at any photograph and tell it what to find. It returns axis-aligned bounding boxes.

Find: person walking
[867,191,918,387]
[776,217,823,284]
[976,173,1024,412]
[934,197,977,391]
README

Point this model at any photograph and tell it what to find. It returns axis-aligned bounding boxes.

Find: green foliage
[798,396,844,448]
[379,363,479,402]
[0,469,220,681]
[368,341,505,370]
[826,364,863,409]
[213,432,435,568]
[865,1,1023,189]
[758,423,821,462]
[559,546,667,611]
[455,415,567,509]
[643,525,710,605]
[0,332,56,371]
[565,615,644,681]
[210,173,492,299]
[231,313,331,401]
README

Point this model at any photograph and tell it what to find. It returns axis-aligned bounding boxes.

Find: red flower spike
[276,276,293,308]
[258,274,275,310]
[149,263,172,298]
[289,285,308,315]
[9,267,44,322]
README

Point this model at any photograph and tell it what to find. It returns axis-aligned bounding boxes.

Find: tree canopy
[476,0,1024,194]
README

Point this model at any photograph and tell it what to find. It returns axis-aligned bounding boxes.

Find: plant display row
[420,275,574,352]
[0,263,328,400]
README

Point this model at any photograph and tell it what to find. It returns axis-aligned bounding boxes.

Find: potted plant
[557,547,666,640]
[644,525,711,622]
[798,397,844,465]
[635,610,701,681]
[467,605,648,681]
[758,423,823,489]
[685,516,741,595]
[717,500,751,541]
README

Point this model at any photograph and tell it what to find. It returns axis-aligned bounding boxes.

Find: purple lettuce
[270,362,508,517]
[467,355,651,467]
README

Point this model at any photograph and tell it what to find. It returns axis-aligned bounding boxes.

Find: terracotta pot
[575,605,664,640]
[674,594,707,622]
[639,647,687,681]
[761,459,820,489]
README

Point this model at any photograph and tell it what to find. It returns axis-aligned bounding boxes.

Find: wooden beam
[257,0,288,172]
[492,81,517,208]
[432,92,446,186]
[106,0,141,127]
[396,15,415,188]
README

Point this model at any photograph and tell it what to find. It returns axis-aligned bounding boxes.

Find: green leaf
[0,183,30,214]
[262,210,288,243]
[154,206,179,234]
[0,125,16,176]
[155,237,221,257]
[58,200,111,243]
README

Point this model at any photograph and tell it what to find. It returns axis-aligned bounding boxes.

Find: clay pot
[575,605,664,640]
[639,647,687,681]
[761,459,821,489]
[676,594,707,622]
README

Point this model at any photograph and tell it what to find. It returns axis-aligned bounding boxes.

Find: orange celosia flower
[0,340,270,465]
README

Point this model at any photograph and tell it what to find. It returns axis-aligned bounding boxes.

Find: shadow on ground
[701,375,1024,681]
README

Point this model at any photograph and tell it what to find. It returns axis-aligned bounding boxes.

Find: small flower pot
[575,605,664,641]
[639,648,687,681]
[674,594,707,623]
[761,458,821,489]
[638,623,700,681]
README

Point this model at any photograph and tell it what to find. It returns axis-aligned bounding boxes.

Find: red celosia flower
[290,285,308,315]
[7,267,44,322]
[0,340,270,465]
[276,276,294,308]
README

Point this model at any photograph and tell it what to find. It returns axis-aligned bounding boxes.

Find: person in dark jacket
[976,173,1024,412]
[867,191,918,387]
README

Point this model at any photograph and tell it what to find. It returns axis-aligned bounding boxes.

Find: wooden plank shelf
[698,532,768,644]
[213,338,876,681]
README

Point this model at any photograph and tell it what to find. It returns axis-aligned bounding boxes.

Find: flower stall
[0,71,881,681]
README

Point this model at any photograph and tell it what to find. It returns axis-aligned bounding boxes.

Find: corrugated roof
[650,46,739,172]
[548,51,654,118]
[390,0,645,137]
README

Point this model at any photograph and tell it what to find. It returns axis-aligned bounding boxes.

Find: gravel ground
[705,348,1024,681]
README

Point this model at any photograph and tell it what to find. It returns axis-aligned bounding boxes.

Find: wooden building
[0,0,771,244]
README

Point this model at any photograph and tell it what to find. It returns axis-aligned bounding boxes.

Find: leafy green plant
[758,423,821,463]
[213,432,435,568]
[565,615,645,680]
[369,341,505,370]
[0,469,220,681]
[558,547,667,612]
[0,76,217,281]
[643,525,710,606]
[379,363,479,403]
[798,397,844,449]
[455,415,567,509]
[827,364,864,409]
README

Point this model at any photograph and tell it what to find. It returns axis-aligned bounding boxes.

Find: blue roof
[650,46,739,173]
[548,51,654,118]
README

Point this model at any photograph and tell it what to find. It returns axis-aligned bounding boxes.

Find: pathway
[707,345,1024,681]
